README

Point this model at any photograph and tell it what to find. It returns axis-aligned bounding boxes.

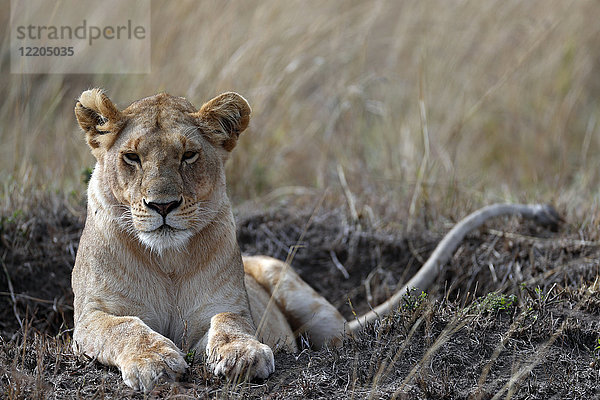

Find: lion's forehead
[124,92,196,116]
[126,132,186,157]
[123,93,198,131]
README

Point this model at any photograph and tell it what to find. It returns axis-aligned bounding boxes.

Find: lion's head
[75,89,250,253]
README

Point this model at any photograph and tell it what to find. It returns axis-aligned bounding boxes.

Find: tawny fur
[73,89,274,393]
[72,88,560,393]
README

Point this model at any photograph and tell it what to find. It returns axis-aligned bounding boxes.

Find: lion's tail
[347,203,561,332]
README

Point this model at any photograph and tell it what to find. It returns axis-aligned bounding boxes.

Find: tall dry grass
[1,0,599,224]
[1,3,600,398]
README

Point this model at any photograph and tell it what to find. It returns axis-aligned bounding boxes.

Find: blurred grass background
[1,0,599,227]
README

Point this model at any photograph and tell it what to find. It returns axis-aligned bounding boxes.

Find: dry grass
[2,1,600,221]
[2,1,600,398]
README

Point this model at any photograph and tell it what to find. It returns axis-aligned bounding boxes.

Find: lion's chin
[137,226,193,254]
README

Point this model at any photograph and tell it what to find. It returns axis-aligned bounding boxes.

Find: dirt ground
[1,199,599,399]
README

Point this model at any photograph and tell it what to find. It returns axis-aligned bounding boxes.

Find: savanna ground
[2,1,600,398]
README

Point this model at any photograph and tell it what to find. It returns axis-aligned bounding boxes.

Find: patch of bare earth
[1,199,599,399]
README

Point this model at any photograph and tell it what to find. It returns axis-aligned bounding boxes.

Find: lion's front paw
[119,335,188,392]
[206,338,274,380]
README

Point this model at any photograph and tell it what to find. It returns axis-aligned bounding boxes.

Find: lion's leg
[245,274,298,352]
[243,255,347,348]
[73,310,188,392]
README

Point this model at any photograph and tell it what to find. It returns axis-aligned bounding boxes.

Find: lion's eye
[123,153,141,165]
[182,151,199,164]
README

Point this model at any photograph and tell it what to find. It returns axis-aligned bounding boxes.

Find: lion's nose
[144,199,182,217]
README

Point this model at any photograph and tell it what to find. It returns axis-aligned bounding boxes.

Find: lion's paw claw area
[119,337,188,393]
[207,339,274,381]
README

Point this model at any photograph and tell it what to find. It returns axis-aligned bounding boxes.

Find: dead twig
[330,250,350,279]
[0,292,73,310]
[337,164,359,225]
[486,228,599,248]
[1,254,23,331]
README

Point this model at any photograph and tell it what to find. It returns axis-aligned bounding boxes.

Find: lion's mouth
[151,223,190,233]
[131,215,189,237]
[136,222,193,253]
[154,224,179,232]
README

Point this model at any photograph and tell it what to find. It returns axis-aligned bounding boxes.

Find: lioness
[72,89,559,392]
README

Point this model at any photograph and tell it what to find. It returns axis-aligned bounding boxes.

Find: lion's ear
[75,88,125,153]
[192,92,251,152]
